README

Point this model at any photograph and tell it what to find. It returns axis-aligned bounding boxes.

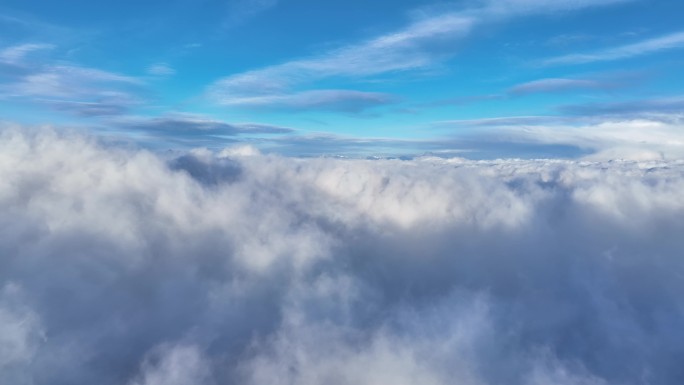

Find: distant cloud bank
[1,128,684,384]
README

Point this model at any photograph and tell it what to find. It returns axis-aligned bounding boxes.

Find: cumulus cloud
[2,127,684,384]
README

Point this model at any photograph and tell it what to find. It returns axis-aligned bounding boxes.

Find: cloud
[147,63,176,77]
[0,42,145,117]
[508,78,613,95]
[223,0,279,27]
[0,283,44,385]
[480,0,634,16]
[100,114,294,149]
[423,70,644,109]
[441,115,578,127]
[543,30,684,65]
[208,0,628,111]
[3,127,684,384]
[217,89,397,113]
[207,13,474,101]
[0,43,54,64]
[0,61,144,117]
[118,115,294,136]
[129,345,213,385]
[559,96,684,119]
[37,95,139,117]
[442,115,684,160]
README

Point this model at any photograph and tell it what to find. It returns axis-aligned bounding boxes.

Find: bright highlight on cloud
[2,128,684,385]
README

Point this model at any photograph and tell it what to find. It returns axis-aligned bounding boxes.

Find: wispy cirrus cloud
[508,77,616,95]
[217,89,397,113]
[208,0,630,113]
[38,96,136,117]
[115,114,293,138]
[0,43,54,64]
[423,74,629,108]
[543,30,684,65]
[223,0,279,27]
[147,63,176,76]
[207,13,475,104]
[559,96,684,119]
[480,0,634,16]
[98,114,295,149]
[0,43,144,117]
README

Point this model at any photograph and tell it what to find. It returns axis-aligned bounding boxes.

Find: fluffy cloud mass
[1,128,684,384]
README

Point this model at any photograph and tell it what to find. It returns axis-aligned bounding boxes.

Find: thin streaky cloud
[208,0,628,108]
[219,89,397,113]
[0,43,54,64]
[223,0,279,27]
[147,63,176,76]
[508,78,611,95]
[559,96,684,118]
[208,14,475,99]
[543,31,684,65]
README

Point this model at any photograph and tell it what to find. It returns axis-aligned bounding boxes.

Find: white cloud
[208,0,628,108]
[480,0,633,16]
[208,14,474,103]
[0,61,143,116]
[218,89,396,112]
[482,118,684,160]
[147,63,176,76]
[2,127,684,384]
[508,78,609,95]
[0,43,54,64]
[543,30,684,65]
[223,0,279,27]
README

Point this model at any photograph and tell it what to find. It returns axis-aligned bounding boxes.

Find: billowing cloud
[439,113,684,160]
[2,127,684,384]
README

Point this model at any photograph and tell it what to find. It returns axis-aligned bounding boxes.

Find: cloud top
[1,129,684,384]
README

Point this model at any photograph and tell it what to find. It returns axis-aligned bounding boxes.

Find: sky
[2,0,684,158]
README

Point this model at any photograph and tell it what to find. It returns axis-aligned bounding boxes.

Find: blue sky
[2,0,684,157]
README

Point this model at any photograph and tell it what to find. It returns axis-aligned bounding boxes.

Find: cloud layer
[2,128,684,384]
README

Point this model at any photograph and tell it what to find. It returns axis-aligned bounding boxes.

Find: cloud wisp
[507,77,616,95]
[2,128,684,384]
[543,30,684,65]
[207,0,630,112]
[0,43,145,117]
